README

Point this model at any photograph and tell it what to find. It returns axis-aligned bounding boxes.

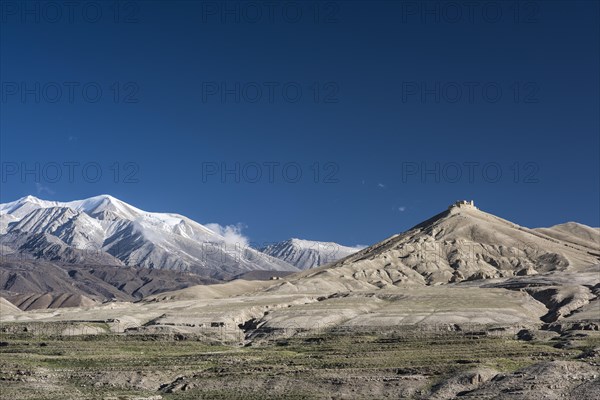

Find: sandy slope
[0,259,217,310]
[0,296,22,315]
[271,204,599,293]
[535,221,600,251]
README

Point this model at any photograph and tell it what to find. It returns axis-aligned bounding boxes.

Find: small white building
[449,200,476,210]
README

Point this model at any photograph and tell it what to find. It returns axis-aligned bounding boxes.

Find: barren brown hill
[270,202,600,293]
[0,258,218,309]
[0,296,22,315]
[535,222,600,251]
[5,292,98,311]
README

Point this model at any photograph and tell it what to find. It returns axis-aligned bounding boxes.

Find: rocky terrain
[0,200,598,399]
[0,320,598,399]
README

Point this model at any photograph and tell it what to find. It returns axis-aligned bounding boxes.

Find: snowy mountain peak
[0,195,298,278]
[288,238,317,247]
[69,195,142,220]
[261,238,363,270]
[74,194,117,208]
[286,238,356,251]
[22,195,41,202]
[0,195,59,218]
[1,194,144,222]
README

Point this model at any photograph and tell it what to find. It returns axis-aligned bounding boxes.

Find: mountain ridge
[259,238,363,269]
[0,195,298,279]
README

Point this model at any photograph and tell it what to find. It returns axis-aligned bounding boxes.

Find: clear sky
[1,1,599,247]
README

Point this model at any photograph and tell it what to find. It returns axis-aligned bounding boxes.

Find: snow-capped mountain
[260,238,363,270]
[0,195,297,279]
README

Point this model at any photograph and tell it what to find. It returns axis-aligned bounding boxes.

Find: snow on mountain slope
[0,213,19,234]
[0,195,59,219]
[260,238,363,270]
[10,207,106,249]
[0,195,298,279]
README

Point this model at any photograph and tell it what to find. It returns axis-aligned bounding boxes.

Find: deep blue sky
[1,1,599,247]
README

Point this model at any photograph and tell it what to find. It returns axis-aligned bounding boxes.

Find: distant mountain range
[260,238,363,270]
[0,195,363,281]
[0,195,297,280]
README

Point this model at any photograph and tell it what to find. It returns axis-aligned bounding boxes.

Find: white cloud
[398,206,406,212]
[205,223,249,247]
[131,220,164,243]
[377,183,385,188]
[35,183,55,196]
